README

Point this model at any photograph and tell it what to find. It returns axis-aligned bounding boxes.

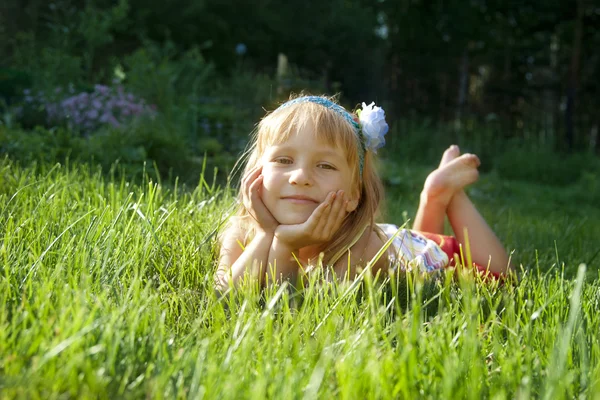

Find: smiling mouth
[282,195,319,204]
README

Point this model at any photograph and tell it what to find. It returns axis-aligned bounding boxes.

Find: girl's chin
[275,212,311,225]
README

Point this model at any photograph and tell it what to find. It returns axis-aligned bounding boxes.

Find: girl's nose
[289,167,313,186]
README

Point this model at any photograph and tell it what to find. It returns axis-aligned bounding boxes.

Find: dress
[378,223,502,279]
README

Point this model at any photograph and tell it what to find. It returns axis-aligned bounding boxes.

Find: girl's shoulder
[217,216,252,250]
[332,224,389,276]
[359,226,389,265]
[216,216,250,275]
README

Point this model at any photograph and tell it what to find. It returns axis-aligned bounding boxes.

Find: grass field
[1,157,599,399]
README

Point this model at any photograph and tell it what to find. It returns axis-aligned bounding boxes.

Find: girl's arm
[216,165,281,291]
[266,237,302,283]
[215,219,275,291]
[268,191,349,283]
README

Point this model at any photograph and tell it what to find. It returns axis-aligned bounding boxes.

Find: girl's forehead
[267,129,343,151]
[268,119,342,145]
[257,104,360,168]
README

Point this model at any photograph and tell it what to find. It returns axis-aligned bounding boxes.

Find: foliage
[15,84,156,134]
[2,0,598,151]
[0,36,303,184]
[1,159,600,397]
[0,67,32,103]
[3,0,129,90]
[494,145,600,186]
[122,41,215,114]
[0,120,194,184]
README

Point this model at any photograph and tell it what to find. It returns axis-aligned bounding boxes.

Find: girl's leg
[413,192,446,234]
[414,145,510,274]
[413,145,476,234]
[447,191,510,274]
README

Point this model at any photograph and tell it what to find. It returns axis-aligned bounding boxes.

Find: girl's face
[260,122,359,225]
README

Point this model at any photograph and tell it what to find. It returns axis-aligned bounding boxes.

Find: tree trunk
[455,48,469,131]
[439,72,448,122]
[503,37,513,138]
[590,122,599,154]
[565,0,584,151]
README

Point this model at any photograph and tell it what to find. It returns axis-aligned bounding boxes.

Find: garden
[1,1,600,398]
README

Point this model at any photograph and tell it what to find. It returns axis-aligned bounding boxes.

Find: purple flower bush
[19,84,156,134]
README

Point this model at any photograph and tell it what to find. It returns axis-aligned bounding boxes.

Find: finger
[242,166,263,202]
[243,170,261,201]
[248,175,273,222]
[242,165,262,191]
[322,190,347,235]
[310,192,336,233]
[249,175,264,204]
[241,165,256,187]
[332,197,349,231]
[323,190,344,224]
[304,191,335,232]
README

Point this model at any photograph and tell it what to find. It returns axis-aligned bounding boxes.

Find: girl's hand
[242,165,279,233]
[274,190,348,248]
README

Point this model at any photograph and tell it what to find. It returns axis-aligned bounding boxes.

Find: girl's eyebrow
[316,149,343,158]
[269,144,344,160]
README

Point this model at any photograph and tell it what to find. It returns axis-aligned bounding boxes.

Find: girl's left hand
[274,190,348,248]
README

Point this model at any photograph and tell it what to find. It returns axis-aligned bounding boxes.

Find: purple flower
[94,84,110,95]
[107,115,120,127]
[99,113,111,123]
[23,84,155,134]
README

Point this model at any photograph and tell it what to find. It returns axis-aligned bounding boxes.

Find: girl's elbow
[214,269,233,293]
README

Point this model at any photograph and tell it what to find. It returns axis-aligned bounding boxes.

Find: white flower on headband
[357,102,389,152]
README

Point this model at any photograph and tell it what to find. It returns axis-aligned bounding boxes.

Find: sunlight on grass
[0,158,599,398]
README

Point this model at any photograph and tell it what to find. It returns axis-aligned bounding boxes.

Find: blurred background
[0,0,598,185]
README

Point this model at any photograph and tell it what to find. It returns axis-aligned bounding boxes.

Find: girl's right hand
[274,190,348,249]
[242,165,279,233]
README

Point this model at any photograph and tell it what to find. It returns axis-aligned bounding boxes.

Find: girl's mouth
[282,195,319,204]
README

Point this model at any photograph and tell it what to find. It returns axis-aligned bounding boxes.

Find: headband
[277,96,388,175]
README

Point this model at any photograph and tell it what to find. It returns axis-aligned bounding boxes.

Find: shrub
[15,84,156,134]
[0,68,33,104]
[0,125,86,165]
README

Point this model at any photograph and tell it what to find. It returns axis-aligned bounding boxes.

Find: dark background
[0,0,598,183]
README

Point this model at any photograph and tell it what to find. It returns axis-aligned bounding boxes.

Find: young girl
[215,95,510,290]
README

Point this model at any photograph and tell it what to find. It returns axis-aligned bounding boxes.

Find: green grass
[1,157,599,399]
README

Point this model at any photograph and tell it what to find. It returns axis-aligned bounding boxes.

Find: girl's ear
[346,186,360,212]
[346,198,359,212]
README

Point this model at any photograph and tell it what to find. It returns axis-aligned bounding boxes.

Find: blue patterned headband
[277,96,388,176]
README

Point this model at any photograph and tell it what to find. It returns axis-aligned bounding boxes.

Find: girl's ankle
[420,190,450,211]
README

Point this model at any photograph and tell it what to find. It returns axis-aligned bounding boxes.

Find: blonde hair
[232,94,385,265]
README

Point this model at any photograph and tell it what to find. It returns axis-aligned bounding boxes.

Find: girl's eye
[274,158,292,164]
[318,163,336,170]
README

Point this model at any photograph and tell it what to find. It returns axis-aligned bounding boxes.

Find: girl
[215,95,510,290]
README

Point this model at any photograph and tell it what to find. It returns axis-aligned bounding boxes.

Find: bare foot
[439,144,461,168]
[422,153,481,209]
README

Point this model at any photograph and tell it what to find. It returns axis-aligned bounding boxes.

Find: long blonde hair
[231,94,385,265]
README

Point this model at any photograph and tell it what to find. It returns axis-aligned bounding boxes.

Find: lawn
[0,157,599,398]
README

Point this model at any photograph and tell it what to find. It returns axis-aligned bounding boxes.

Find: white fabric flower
[358,102,389,152]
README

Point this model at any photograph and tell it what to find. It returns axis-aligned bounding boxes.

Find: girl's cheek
[260,172,275,189]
